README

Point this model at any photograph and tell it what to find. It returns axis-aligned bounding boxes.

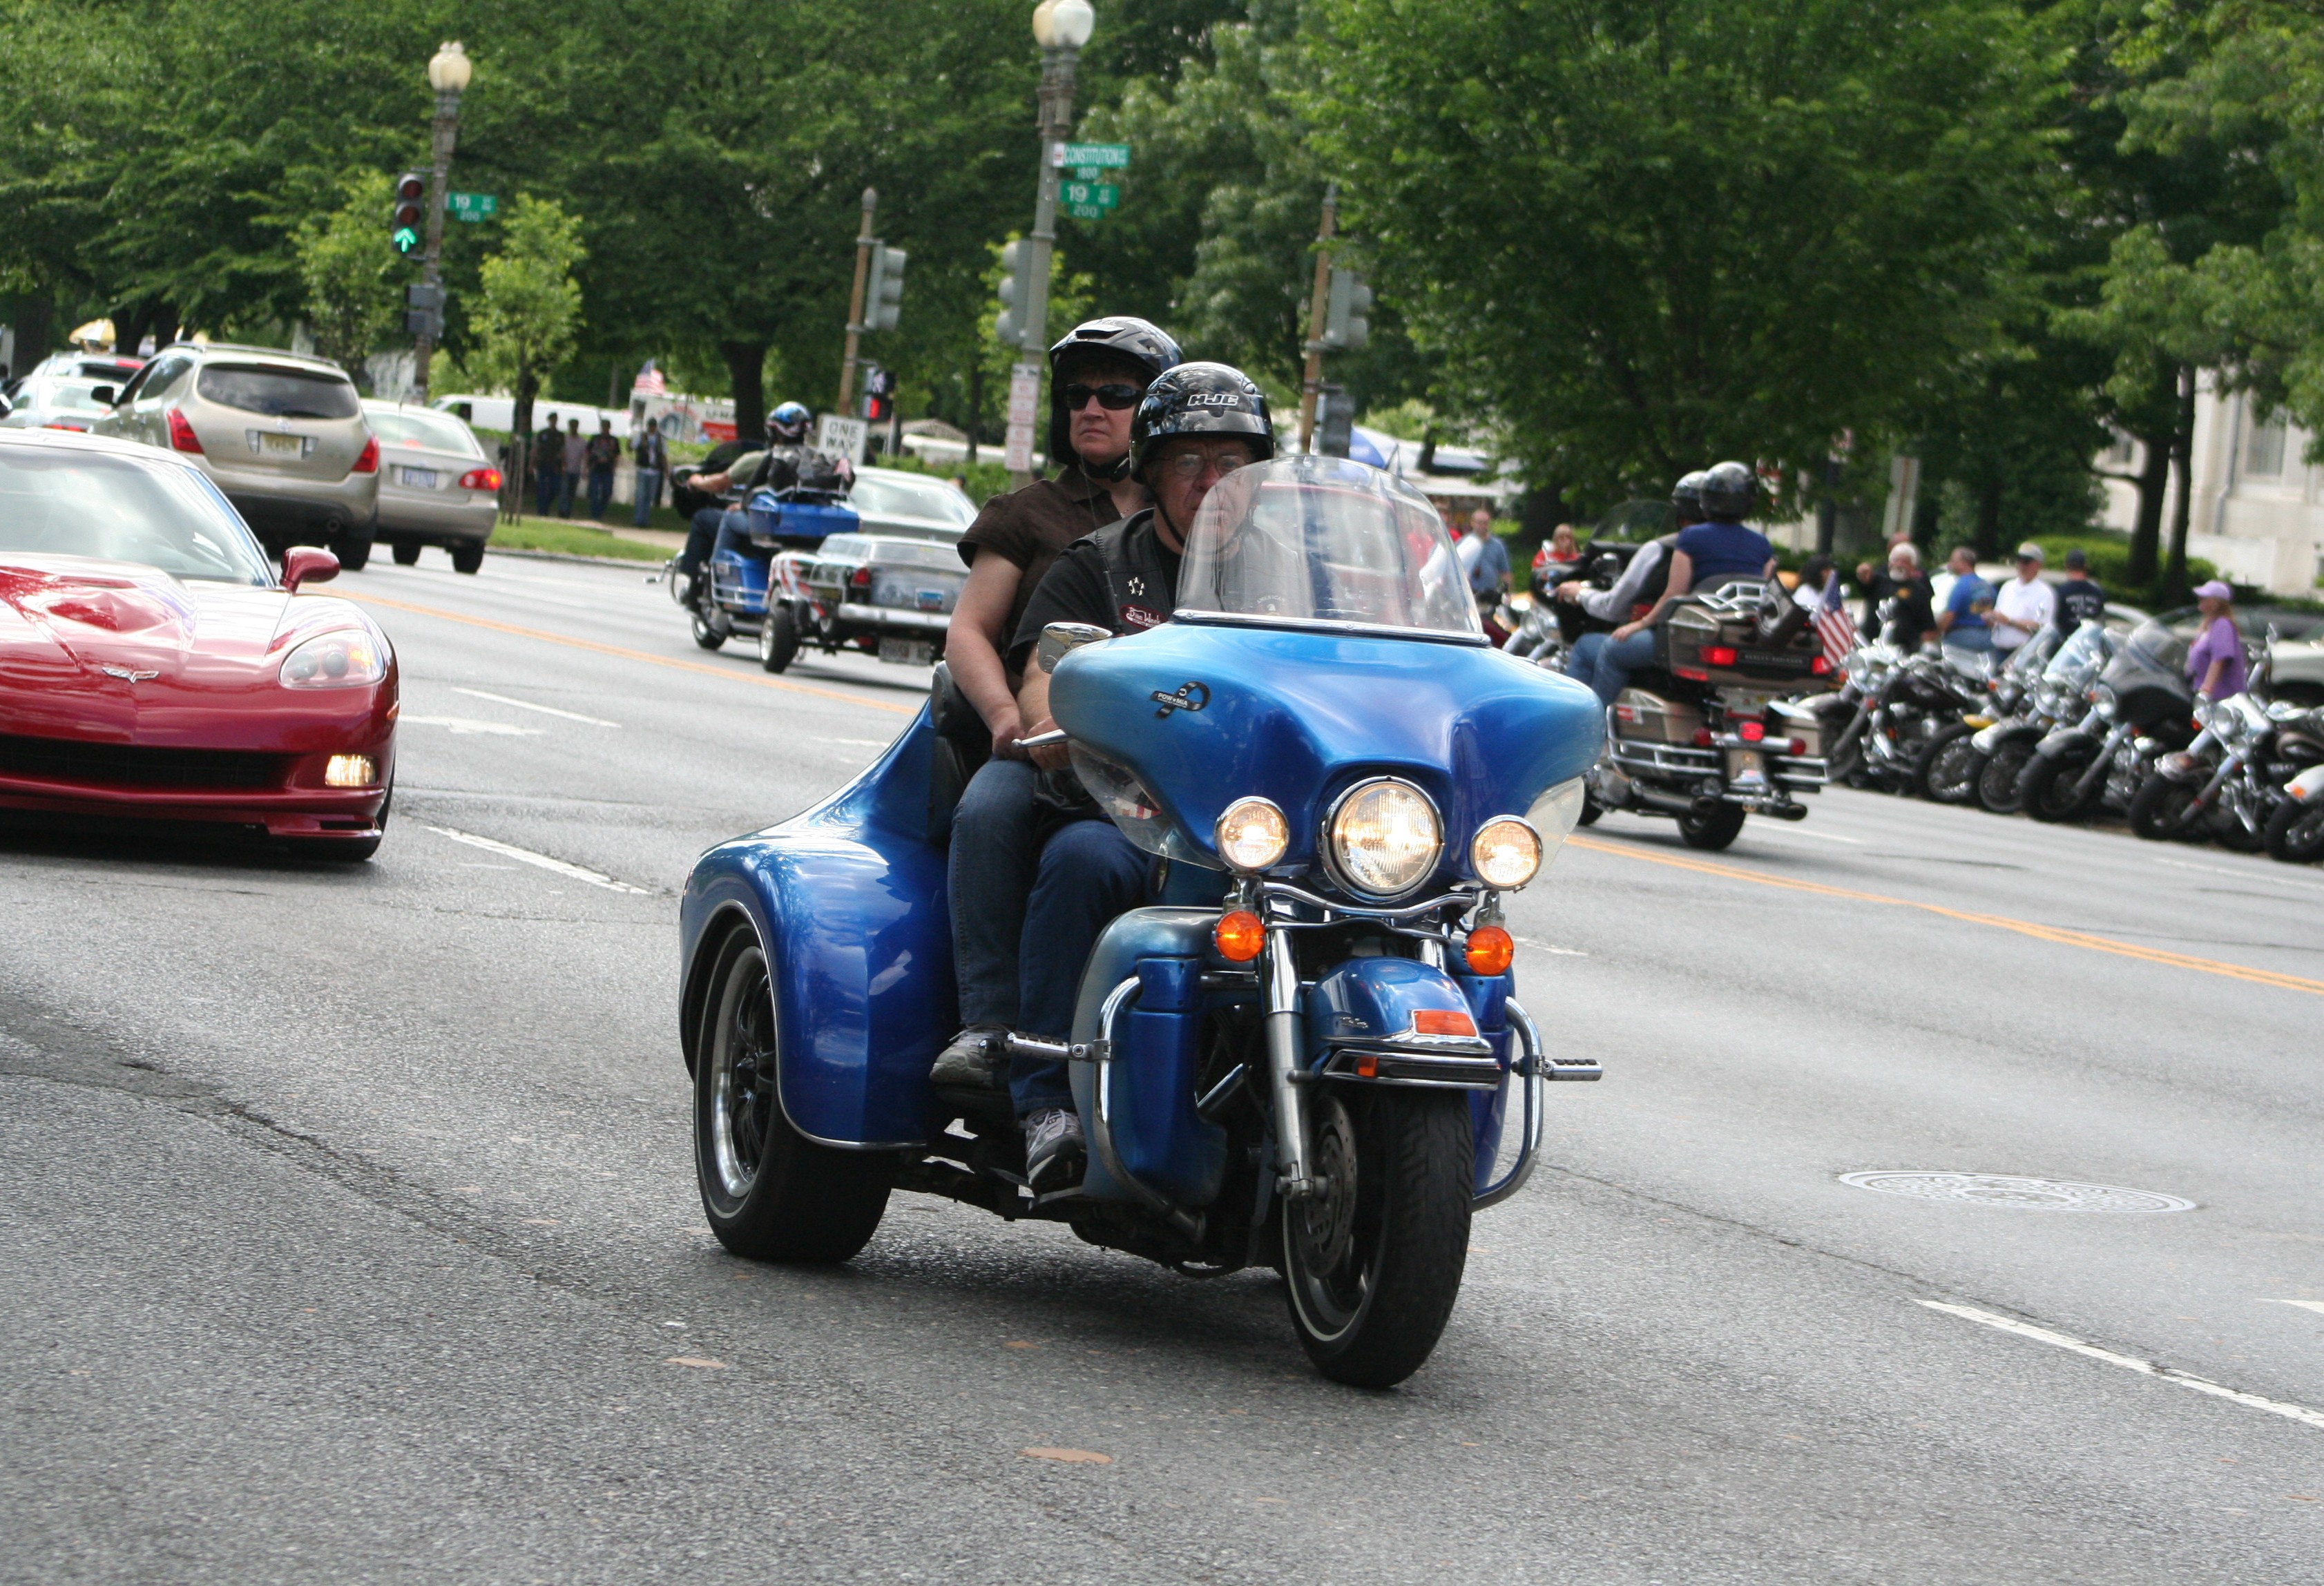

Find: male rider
[675,402,826,594]
[1557,470,1704,699]
[929,318,1180,1094]
[999,362,1274,1192]
[1578,461,1775,706]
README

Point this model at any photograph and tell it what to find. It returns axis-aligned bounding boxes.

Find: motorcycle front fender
[1970,719,2040,755]
[2034,726,2098,761]
[2285,764,2324,802]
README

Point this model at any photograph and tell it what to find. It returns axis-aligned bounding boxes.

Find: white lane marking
[823,737,890,748]
[2153,855,2324,896]
[1919,1301,2324,1431]
[399,715,544,737]
[452,687,620,726]
[1746,822,1864,844]
[424,826,649,894]
[2266,1299,2324,1316]
[1514,936,1588,957]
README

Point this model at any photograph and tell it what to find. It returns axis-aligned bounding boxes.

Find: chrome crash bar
[1472,999,1601,1210]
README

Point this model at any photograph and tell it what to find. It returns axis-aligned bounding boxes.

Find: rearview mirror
[282,545,340,593]
[90,385,116,406]
[1037,621,1113,674]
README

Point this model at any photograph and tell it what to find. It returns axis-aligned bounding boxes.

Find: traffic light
[1322,266,1372,351]
[994,238,1036,348]
[865,244,907,333]
[405,281,443,339]
[1316,382,1353,458]
[863,366,895,422]
[390,172,427,258]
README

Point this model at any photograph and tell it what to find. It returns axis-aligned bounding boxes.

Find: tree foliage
[470,195,585,448]
[295,173,403,380]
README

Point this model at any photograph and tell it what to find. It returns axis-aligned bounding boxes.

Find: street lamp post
[1006,0,1094,486]
[412,40,472,405]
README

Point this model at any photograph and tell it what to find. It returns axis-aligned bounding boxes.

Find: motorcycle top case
[1659,599,1826,688]
[746,489,859,546]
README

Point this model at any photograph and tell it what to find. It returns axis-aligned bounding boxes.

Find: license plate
[1737,648,1811,674]
[398,466,439,490]
[258,432,304,457]
[916,589,946,612]
[878,637,934,667]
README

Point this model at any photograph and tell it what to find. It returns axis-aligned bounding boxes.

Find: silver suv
[94,343,381,568]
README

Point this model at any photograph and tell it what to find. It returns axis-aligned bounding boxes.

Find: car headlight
[1471,817,1542,890]
[1325,778,1441,899]
[281,628,387,688]
[1215,796,1289,873]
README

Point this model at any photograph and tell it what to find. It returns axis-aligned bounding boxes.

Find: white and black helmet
[1698,460,1758,521]
[1671,470,1709,519]
[1047,316,1182,477]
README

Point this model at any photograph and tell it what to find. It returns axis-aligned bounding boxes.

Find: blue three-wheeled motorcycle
[677,456,1604,1385]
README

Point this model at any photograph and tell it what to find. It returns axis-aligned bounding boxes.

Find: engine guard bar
[1476,1000,1596,1210]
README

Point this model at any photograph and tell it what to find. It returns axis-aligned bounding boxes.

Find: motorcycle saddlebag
[1612,688,1704,745]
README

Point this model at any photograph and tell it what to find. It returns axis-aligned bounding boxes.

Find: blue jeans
[1943,628,1994,655]
[534,469,559,516]
[586,467,613,519]
[1568,628,1658,705]
[1012,818,1151,1118]
[680,507,747,580]
[633,468,661,527]
[557,470,578,517]
[948,759,1040,1030]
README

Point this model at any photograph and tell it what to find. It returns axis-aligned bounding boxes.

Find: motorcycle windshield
[2044,622,2111,686]
[2123,617,2191,675]
[1176,455,1482,641]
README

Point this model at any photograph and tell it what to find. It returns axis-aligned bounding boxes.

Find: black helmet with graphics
[1129,362,1274,482]
[1698,460,1758,520]
[1046,316,1181,477]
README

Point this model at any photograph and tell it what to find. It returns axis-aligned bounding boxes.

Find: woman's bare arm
[944,555,1027,760]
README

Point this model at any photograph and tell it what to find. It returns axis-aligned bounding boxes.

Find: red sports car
[0,427,396,859]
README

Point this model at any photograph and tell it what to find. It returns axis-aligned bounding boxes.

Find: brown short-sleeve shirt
[958,465,1123,671]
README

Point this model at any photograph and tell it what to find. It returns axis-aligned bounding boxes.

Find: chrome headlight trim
[1470,815,1543,890]
[1321,776,1443,902]
[1214,795,1291,873]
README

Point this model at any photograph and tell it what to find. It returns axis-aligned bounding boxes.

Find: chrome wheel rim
[1285,1094,1372,1341]
[709,947,779,1201]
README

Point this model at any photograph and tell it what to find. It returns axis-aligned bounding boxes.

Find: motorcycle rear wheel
[693,932,892,1261]
[760,606,798,674]
[1914,724,1982,804]
[2265,797,2324,863]
[1678,803,1747,851]
[1978,739,2035,814]
[2021,753,2100,823]
[1282,1088,1471,1389]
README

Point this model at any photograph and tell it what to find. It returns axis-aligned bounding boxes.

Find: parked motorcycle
[675,456,1603,1386]
[2131,670,2324,848]
[2019,616,2196,823]
[2265,761,2324,862]
[1909,637,2055,804]
[1961,624,2117,813]
[1816,638,1984,797]
[1584,578,1837,849]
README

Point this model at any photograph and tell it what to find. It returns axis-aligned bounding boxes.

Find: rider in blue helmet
[675,402,841,597]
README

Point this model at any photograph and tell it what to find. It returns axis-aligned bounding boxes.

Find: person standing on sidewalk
[1988,542,2056,656]
[532,412,563,517]
[631,418,668,528]
[584,419,620,520]
[2188,581,2249,702]
[559,418,586,518]
[1937,545,1995,657]
[2055,547,2107,638]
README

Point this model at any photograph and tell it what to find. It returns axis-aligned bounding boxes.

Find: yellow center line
[1567,833,2324,997]
[340,590,916,716]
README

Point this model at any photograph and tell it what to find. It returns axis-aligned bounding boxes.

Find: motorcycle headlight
[1471,817,1542,890]
[280,628,387,688]
[1215,796,1289,873]
[1325,778,1441,899]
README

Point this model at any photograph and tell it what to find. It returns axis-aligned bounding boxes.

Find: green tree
[470,195,585,489]
[1309,0,2053,508]
[294,173,402,383]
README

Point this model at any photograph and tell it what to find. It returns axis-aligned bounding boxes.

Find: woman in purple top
[2186,580,2249,700]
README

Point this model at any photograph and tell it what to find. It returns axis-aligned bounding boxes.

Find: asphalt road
[5,549,2321,1584]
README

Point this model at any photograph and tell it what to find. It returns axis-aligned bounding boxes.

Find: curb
[488,546,669,571]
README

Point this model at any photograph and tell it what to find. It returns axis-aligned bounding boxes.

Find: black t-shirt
[961,466,1123,668]
[1010,509,1181,670]
[2056,577,2106,637]
[1861,571,1937,644]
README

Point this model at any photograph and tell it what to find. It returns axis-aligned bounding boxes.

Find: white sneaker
[1022,1107,1086,1193]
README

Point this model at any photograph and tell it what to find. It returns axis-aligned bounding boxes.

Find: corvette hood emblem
[98,664,161,682]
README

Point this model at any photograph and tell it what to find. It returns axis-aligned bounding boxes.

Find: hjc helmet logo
[1184,391,1247,408]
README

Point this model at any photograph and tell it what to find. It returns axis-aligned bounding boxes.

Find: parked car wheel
[759,606,798,674]
[391,540,421,566]
[450,541,484,575]
[331,525,373,572]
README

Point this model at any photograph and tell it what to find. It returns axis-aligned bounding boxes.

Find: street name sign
[448,192,500,223]
[1052,142,1130,171]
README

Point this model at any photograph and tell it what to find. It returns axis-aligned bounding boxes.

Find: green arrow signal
[393,226,421,255]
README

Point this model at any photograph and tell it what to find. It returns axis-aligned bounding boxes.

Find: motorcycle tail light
[1739,720,1766,742]
[1704,645,1738,666]
[1414,1008,1478,1036]
[1213,909,1265,962]
[1692,728,1713,747]
[459,467,503,491]
[1810,655,1832,675]
[1787,738,1807,755]
[350,436,379,474]
[1465,926,1515,976]
[165,407,203,453]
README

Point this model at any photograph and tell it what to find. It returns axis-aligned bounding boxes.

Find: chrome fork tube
[2075,722,2129,797]
[1261,924,1316,1199]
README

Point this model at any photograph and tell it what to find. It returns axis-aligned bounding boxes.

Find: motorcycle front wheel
[2129,775,2203,842]
[691,606,728,652]
[1282,1088,1471,1389]
[1678,803,1746,850]
[1914,724,1982,804]
[2022,752,2100,823]
[692,931,892,1262]
[2265,796,2324,863]
[1978,739,2035,814]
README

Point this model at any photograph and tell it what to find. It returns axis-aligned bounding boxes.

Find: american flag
[631,360,667,397]
[1812,599,1859,674]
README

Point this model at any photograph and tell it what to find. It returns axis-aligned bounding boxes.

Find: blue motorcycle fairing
[745,490,858,545]
[1049,622,1600,884]
[708,545,771,617]
[678,707,950,1148]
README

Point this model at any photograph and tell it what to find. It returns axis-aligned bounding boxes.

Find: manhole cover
[1838,1171,2196,1213]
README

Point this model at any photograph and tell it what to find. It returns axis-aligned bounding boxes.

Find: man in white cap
[1989,541,2056,655]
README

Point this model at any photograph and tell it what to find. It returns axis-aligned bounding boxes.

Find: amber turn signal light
[1214,909,1265,962]
[1465,925,1514,976]
[1412,1008,1477,1037]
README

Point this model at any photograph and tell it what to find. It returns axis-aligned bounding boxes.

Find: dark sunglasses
[1062,382,1143,412]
